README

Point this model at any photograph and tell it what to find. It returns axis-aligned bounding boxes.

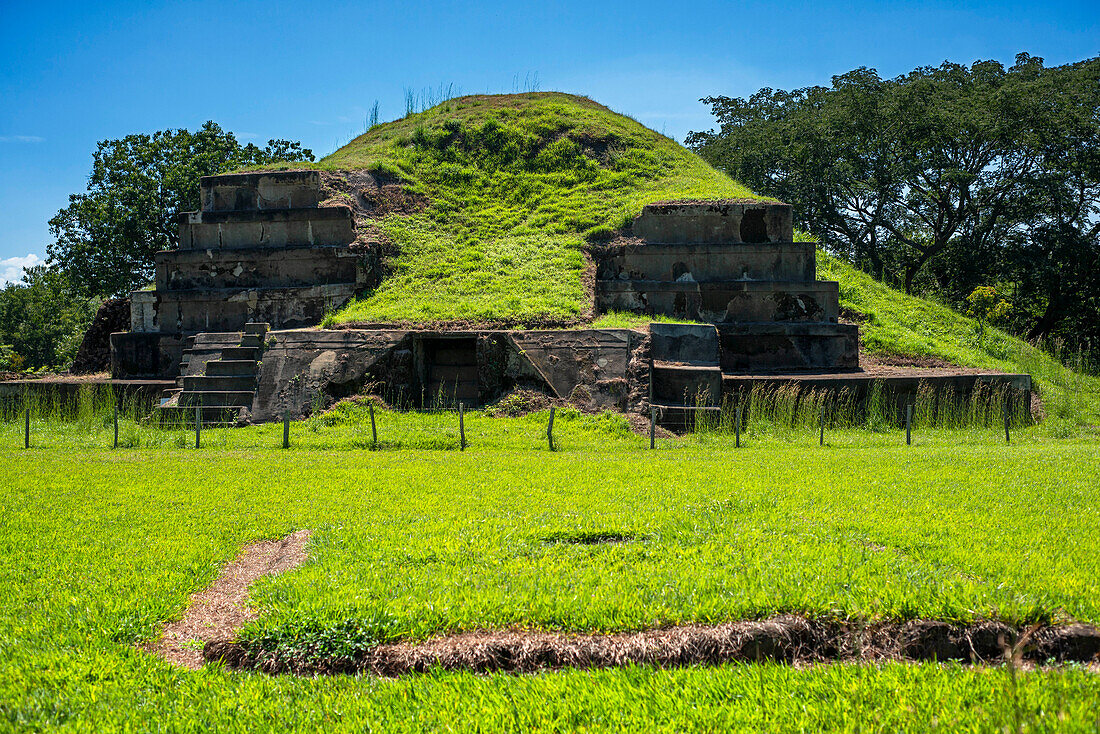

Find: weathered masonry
[105,174,1030,426]
[596,200,857,372]
[112,171,363,378]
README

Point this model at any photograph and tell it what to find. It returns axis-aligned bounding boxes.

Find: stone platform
[116,170,366,378]
[595,200,855,371]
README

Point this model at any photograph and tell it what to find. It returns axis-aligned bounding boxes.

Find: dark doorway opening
[416,336,479,409]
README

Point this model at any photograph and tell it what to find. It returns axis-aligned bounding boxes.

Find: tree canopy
[688,54,1100,357]
[47,122,313,298]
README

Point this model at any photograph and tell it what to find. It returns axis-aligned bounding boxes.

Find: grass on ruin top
[271,93,763,324]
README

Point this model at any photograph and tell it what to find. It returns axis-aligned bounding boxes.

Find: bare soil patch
[205,617,1100,676]
[146,530,310,670]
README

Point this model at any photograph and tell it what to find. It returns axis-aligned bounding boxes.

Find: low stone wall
[248,328,645,422]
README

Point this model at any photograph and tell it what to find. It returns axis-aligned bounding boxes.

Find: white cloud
[0,254,42,285]
[0,135,45,143]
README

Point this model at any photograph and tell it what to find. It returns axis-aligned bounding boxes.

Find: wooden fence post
[649,405,656,449]
[547,406,556,451]
[906,404,912,446]
[459,403,466,451]
[735,404,741,448]
[283,410,290,449]
[370,403,378,449]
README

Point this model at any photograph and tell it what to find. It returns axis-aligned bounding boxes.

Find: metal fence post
[283,409,290,449]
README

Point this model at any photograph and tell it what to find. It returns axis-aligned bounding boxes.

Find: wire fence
[0,380,1047,453]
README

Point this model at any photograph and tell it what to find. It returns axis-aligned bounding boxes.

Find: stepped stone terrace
[90,171,1031,427]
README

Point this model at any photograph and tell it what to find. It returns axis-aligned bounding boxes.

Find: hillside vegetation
[288,93,763,324]
[265,92,1098,423]
[819,250,1100,426]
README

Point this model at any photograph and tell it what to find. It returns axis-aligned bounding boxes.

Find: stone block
[634,201,794,244]
[651,364,723,405]
[178,207,355,249]
[717,323,859,372]
[200,171,322,212]
[110,331,185,379]
[649,323,719,364]
[139,284,356,333]
[154,245,360,290]
[597,280,840,323]
[599,242,816,283]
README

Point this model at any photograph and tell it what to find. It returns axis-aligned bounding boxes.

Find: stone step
[239,333,264,349]
[181,375,258,392]
[178,207,354,250]
[204,359,259,376]
[242,322,270,335]
[633,201,794,245]
[201,171,322,212]
[717,323,859,372]
[132,283,356,333]
[599,241,816,283]
[649,323,719,365]
[177,390,255,408]
[597,280,840,324]
[154,245,359,291]
[220,346,263,361]
[651,363,723,406]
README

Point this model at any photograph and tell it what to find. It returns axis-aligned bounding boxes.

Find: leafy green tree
[48,122,313,298]
[689,54,1100,360]
[0,266,96,370]
[966,286,1011,341]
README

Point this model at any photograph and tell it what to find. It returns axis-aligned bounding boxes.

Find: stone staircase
[156,323,269,424]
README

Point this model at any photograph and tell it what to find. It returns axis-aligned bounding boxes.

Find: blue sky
[1,0,1097,283]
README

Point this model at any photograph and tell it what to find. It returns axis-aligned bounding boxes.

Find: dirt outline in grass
[145,530,311,670]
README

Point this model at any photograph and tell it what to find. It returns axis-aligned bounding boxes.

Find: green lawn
[2,411,1099,731]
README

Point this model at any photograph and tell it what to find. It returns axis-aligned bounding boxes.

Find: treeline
[688,53,1100,362]
[0,123,312,372]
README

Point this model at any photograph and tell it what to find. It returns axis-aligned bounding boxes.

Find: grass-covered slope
[818,250,1100,426]
[300,93,763,324]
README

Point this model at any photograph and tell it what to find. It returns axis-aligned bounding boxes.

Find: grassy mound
[285,92,763,324]
[259,91,1098,422]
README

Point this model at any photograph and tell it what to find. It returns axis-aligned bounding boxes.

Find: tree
[966,286,1011,341]
[688,54,1100,358]
[48,122,313,298]
[0,266,96,370]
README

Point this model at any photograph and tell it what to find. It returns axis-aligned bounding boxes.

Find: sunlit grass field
[2,406,1099,731]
